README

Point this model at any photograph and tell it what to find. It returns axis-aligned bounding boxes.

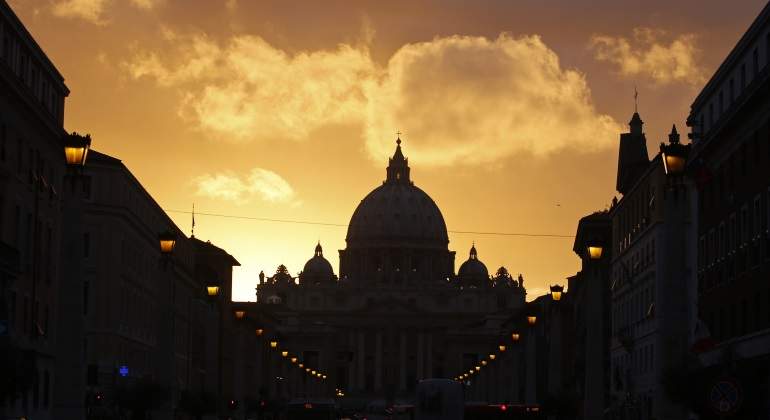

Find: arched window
[32,369,39,409]
[43,370,50,408]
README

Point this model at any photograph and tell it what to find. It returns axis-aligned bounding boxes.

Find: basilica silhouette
[254,139,528,402]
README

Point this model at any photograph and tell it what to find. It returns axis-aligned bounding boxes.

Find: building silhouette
[253,140,528,404]
[0,2,70,419]
[686,1,770,417]
[607,114,698,419]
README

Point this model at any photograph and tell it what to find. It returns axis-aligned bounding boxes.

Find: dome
[301,242,334,284]
[458,244,488,287]
[346,139,448,249]
[269,264,294,286]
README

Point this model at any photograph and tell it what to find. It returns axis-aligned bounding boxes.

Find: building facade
[608,113,697,420]
[253,140,529,406]
[687,2,770,417]
[78,151,241,419]
[0,1,70,419]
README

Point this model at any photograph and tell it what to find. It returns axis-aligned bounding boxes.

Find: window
[16,138,22,175]
[765,32,770,67]
[81,175,92,199]
[718,91,724,116]
[83,233,90,258]
[753,48,759,78]
[741,63,746,89]
[83,280,89,315]
[0,122,5,161]
[43,371,50,408]
[23,296,29,334]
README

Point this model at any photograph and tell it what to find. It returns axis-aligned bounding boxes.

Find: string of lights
[163,209,575,239]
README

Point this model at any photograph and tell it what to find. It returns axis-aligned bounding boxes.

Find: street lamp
[281,350,289,358]
[475,366,480,371]
[498,345,506,352]
[511,333,520,342]
[527,316,537,326]
[660,125,689,175]
[481,360,487,366]
[299,363,304,368]
[255,328,264,337]
[270,340,278,349]
[207,285,220,297]
[158,230,176,255]
[234,310,246,320]
[586,237,604,260]
[63,132,91,168]
[291,357,298,364]
[550,285,564,302]
[489,354,496,360]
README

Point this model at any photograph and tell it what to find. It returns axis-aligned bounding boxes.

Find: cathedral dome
[458,244,488,287]
[301,242,334,284]
[346,139,449,249]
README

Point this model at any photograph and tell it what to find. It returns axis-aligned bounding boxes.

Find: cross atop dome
[386,136,411,184]
[315,241,323,257]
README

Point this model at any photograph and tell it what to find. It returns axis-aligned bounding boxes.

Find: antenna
[634,85,638,113]
[191,203,196,238]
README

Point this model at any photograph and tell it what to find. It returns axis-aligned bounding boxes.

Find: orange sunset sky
[7,0,767,301]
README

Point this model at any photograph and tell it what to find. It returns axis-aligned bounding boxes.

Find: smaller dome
[300,242,335,285]
[458,244,488,287]
[269,264,294,286]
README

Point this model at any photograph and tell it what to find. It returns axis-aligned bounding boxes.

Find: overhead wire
[164,209,575,239]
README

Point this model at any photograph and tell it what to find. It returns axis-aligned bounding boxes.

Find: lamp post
[658,124,693,419]
[53,132,91,420]
[204,282,224,415]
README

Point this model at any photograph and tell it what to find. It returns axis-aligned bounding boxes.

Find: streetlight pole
[53,132,91,420]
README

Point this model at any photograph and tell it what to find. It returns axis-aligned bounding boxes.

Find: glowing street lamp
[158,230,176,255]
[527,316,537,326]
[660,125,689,175]
[586,236,605,260]
[498,345,507,352]
[206,285,220,297]
[550,285,564,302]
[511,333,520,342]
[475,366,480,371]
[234,310,246,320]
[489,354,496,360]
[255,328,264,337]
[291,357,298,363]
[299,363,304,368]
[481,360,487,366]
[269,340,278,349]
[63,132,91,168]
[281,350,289,358]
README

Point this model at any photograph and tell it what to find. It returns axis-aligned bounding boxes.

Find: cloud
[129,0,160,10]
[51,0,108,25]
[589,27,706,85]
[194,168,297,204]
[364,34,622,165]
[125,32,622,165]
